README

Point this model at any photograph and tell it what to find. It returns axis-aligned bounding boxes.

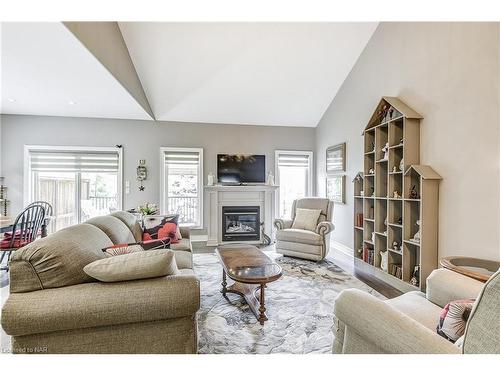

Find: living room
[1,0,500,371]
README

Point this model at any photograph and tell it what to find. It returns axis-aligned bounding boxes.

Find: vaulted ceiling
[1,22,378,127]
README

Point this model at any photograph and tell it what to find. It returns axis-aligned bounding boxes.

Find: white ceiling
[0,22,378,126]
[0,22,153,120]
[119,22,377,127]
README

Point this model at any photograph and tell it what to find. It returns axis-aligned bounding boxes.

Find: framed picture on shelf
[326,143,346,173]
[327,175,345,204]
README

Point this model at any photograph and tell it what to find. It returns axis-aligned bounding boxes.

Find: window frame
[274,150,314,218]
[23,145,123,224]
[159,146,204,229]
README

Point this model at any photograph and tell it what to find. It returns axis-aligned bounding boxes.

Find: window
[275,150,313,219]
[160,147,203,227]
[24,146,122,232]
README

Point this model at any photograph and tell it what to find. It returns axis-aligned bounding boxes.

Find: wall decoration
[137,159,147,191]
[326,143,346,173]
[326,175,345,203]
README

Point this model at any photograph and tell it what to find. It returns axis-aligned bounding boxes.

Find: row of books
[390,264,402,279]
[355,213,363,227]
[363,247,374,265]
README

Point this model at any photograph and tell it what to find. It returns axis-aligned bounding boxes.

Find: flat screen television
[217,154,266,184]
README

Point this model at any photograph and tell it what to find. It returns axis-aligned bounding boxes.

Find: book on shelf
[363,246,374,265]
[390,263,402,279]
[355,213,364,227]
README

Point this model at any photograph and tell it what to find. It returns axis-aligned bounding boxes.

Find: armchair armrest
[426,268,484,308]
[2,274,200,337]
[274,219,293,230]
[315,221,334,236]
[334,289,459,354]
[179,226,191,239]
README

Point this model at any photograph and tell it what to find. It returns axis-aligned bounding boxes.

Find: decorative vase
[266,172,275,186]
[380,250,388,272]
[207,172,215,186]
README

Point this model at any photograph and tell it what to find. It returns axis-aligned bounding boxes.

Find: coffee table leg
[221,270,228,297]
[258,283,266,325]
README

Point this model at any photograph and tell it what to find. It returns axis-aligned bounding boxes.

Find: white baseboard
[331,240,354,258]
[191,234,208,243]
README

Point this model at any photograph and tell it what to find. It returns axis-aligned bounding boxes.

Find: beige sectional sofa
[1,211,200,354]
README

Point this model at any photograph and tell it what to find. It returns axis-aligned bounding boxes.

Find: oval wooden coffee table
[215,244,282,325]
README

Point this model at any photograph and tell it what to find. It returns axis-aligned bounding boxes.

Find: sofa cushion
[84,249,179,282]
[110,211,143,242]
[276,228,323,246]
[2,274,200,336]
[86,216,136,245]
[174,250,193,269]
[385,291,443,331]
[9,223,111,292]
[170,238,192,252]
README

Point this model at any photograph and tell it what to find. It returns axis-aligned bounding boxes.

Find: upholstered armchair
[274,197,334,261]
[333,268,500,354]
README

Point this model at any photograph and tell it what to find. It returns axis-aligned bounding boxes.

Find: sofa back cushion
[109,211,143,242]
[9,223,112,293]
[462,268,500,353]
[85,215,136,245]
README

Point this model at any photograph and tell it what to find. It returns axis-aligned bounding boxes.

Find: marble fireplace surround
[204,185,279,246]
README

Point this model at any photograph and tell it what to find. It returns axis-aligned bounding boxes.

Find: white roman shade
[277,153,310,168]
[164,151,200,166]
[30,150,120,172]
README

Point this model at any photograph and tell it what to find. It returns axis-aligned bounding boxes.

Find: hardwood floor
[327,247,402,299]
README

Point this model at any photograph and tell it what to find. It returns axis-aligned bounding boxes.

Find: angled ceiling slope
[119,22,378,127]
[0,22,153,120]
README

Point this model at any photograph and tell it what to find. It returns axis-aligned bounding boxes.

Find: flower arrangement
[138,202,158,216]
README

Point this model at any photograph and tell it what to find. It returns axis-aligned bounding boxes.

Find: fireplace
[222,206,260,242]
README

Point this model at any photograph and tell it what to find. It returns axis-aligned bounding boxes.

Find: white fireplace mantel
[204,184,279,246]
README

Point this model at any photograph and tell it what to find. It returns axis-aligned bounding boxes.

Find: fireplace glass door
[222,206,260,242]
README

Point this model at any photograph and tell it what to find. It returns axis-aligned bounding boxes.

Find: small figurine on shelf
[368,168,374,174]
[392,166,397,173]
[410,265,420,287]
[392,241,399,251]
[360,190,364,197]
[388,107,394,120]
[397,216,403,225]
[399,159,404,172]
[409,185,419,199]
[380,250,388,272]
[370,141,375,152]
[393,190,401,199]
[412,220,421,243]
[370,187,375,197]
[377,104,389,123]
[399,137,404,145]
[371,232,375,243]
[381,142,389,160]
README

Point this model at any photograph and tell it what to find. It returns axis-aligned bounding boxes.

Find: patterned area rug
[195,251,384,354]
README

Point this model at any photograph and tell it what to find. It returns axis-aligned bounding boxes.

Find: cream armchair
[274,198,334,261]
[333,268,500,354]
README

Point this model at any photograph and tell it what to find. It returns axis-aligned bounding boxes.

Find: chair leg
[0,250,11,271]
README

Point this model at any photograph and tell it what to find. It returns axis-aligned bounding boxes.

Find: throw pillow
[436,299,475,343]
[84,249,179,282]
[142,214,180,244]
[103,243,144,257]
[102,238,171,256]
[292,208,322,231]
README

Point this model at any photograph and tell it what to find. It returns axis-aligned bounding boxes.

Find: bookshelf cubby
[353,97,442,292]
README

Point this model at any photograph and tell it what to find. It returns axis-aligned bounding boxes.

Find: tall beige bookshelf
[353,97,441,292]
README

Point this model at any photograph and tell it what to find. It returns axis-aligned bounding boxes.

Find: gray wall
[316,22,500,261]
[0,114,315,229]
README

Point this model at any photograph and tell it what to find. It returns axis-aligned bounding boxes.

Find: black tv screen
[217,154,266,184]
